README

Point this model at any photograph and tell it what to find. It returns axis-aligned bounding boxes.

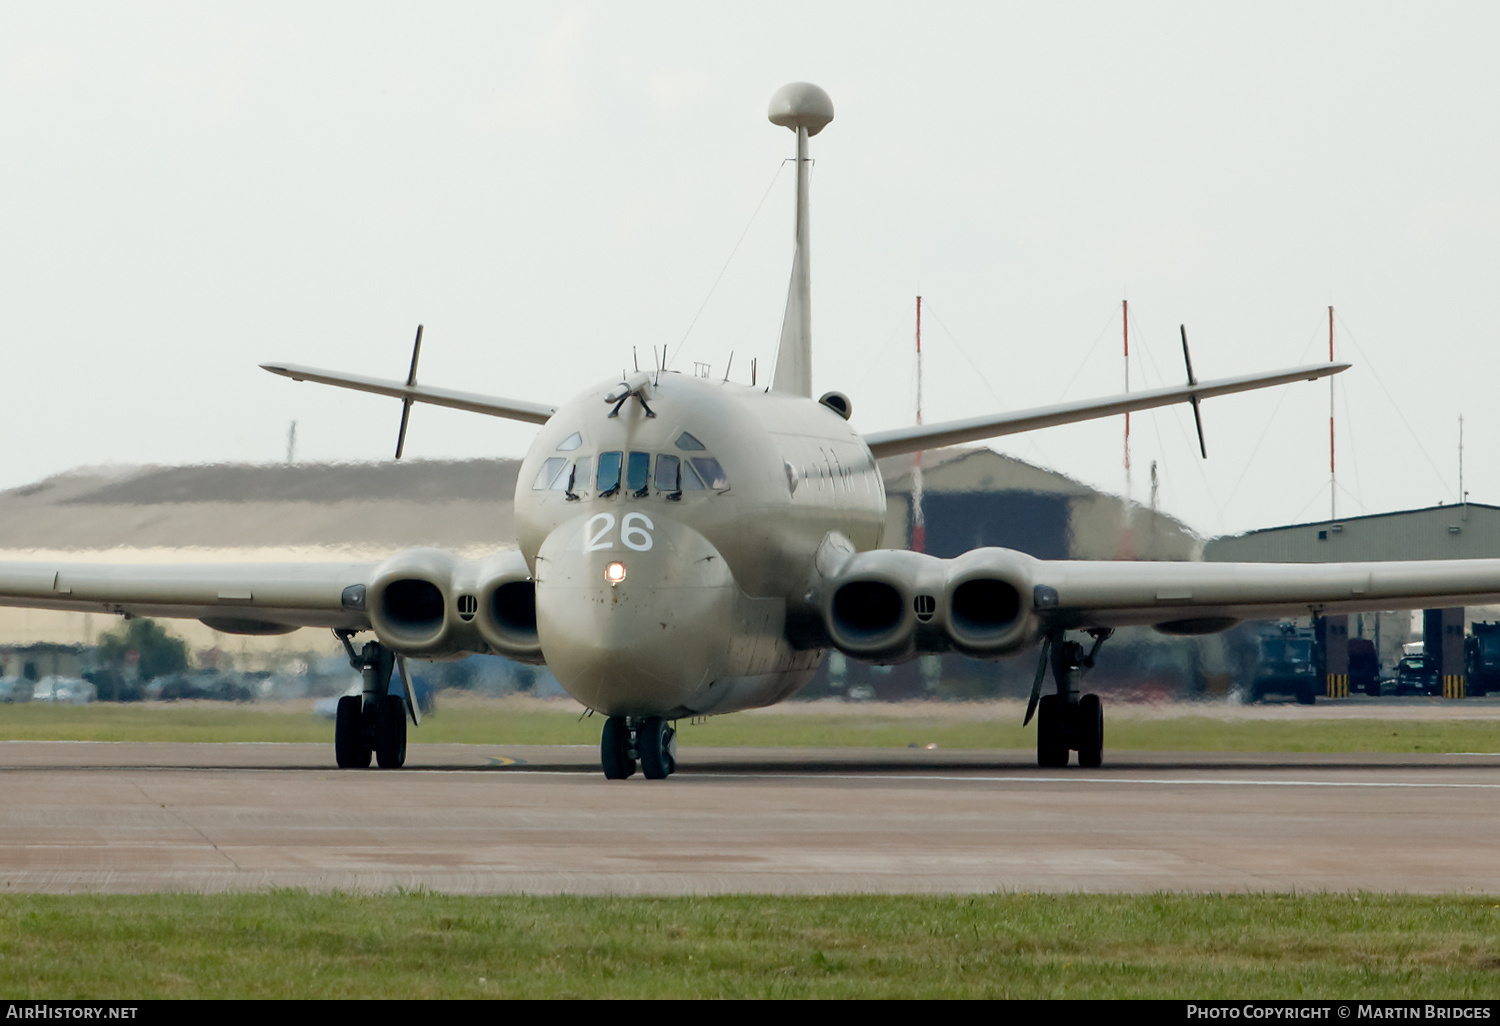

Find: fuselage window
[680,460,706,490]
[598,451,623,497]
[675,432,706,451]
[689,456,729,491]
[626,451,651,497]
[557,431,583,451]
[655,454,681,492]
[533,457,567,490]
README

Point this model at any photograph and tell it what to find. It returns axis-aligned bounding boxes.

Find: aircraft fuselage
[514,372,885,718]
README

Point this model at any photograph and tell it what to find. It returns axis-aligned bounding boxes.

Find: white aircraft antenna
[768,82,834,398]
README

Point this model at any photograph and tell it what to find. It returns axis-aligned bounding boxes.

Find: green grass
[2,892,1498,998]
[2,699,1499,753]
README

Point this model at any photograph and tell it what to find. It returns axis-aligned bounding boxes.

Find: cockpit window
[655,454,680,492]
[557,431,582,451]
[626,452,651,497]
[533,457,567,490]
[689,456,729,491]
[597,451,623,496]
[550,458,588,493]
[675,432,706,451]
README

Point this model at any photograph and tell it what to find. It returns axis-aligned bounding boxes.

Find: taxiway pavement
[2,741,1498,894]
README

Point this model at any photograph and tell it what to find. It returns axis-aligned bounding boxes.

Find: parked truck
[1348,637,1380,696]
[1465,622,1500,697]
[1247,623,1322,705]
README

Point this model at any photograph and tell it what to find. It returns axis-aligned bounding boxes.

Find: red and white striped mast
[912,295,926,552]
[1117,297,1135,559]
[1329,305,1336,521]
[1123,298,1131,495]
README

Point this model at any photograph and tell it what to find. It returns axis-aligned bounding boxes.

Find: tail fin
[768,83,834,397]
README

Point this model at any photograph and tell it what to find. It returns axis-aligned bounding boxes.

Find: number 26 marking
[583,512,655,552]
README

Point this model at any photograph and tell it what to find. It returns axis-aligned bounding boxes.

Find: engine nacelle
[821,549,948,662]
[942,548,1039,657]
[368,547,543,661]
[818,546,1041,663]
[471,550,545,664]
[368,548,463,656]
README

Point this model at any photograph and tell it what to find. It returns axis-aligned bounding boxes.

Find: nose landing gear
[600,715,677,780]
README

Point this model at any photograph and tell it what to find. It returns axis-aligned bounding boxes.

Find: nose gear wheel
[600,716,675,779]
[601,717,636,779]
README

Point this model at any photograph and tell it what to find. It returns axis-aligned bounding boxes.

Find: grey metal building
[1205,503,1500,696]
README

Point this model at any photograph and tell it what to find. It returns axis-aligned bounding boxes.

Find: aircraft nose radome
[533,514,737,718]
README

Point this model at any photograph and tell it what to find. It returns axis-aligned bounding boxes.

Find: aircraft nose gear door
[334,634,408,769]
[1031,628,1111,769]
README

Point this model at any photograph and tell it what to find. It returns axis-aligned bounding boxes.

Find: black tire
[1036,695,1069,768]
[638,716,676,779]
[601,716,636,780]
[1076,693,1103,768]
[374,694,407,769]
[335,695,372,769]
[1296,686,1316,706]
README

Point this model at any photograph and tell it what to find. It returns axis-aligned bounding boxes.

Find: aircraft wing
[261,363,557,426]
[0,560,376,635]
[862,363,1348,458]
[812,544,1500,661]
[1033,557,1500,633]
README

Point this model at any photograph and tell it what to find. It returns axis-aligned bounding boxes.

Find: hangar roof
[1205,502,1500,563]
[0,459,520,556]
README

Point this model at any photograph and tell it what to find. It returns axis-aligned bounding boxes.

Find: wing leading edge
[261,363,557,426]
[1035,556,1500,633]
[0,560,375,635]
[863,363,1349,458]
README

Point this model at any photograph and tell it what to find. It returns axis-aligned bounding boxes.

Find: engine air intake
[490,580,538,638]
[831,580,904,641]
[382,578,445,632]
[949,578,1022,635]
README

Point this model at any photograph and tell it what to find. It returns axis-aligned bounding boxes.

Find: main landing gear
[333,634,410,769]
[1027,628,1110,769]
[600,715,677,780]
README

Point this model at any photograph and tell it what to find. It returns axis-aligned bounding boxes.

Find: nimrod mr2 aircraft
[5,84,1498,778]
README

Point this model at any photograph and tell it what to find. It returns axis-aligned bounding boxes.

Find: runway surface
[3,740,1499,895]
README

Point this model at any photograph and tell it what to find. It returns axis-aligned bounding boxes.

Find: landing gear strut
[600,715,676,780]
[333,633,408,769]
[1029,628,1110,769]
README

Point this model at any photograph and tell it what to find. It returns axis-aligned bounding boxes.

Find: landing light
[605,561,627,586]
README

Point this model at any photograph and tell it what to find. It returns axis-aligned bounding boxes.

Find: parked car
[30,676,96,704]
[1393,654,1440,696]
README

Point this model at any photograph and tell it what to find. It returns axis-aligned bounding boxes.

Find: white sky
[2,2,1497,540]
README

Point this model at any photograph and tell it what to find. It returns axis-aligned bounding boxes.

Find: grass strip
[2,892,1498,999]
[1,701,1498,753]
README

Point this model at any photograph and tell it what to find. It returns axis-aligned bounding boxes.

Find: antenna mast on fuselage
[768,82,834,398]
